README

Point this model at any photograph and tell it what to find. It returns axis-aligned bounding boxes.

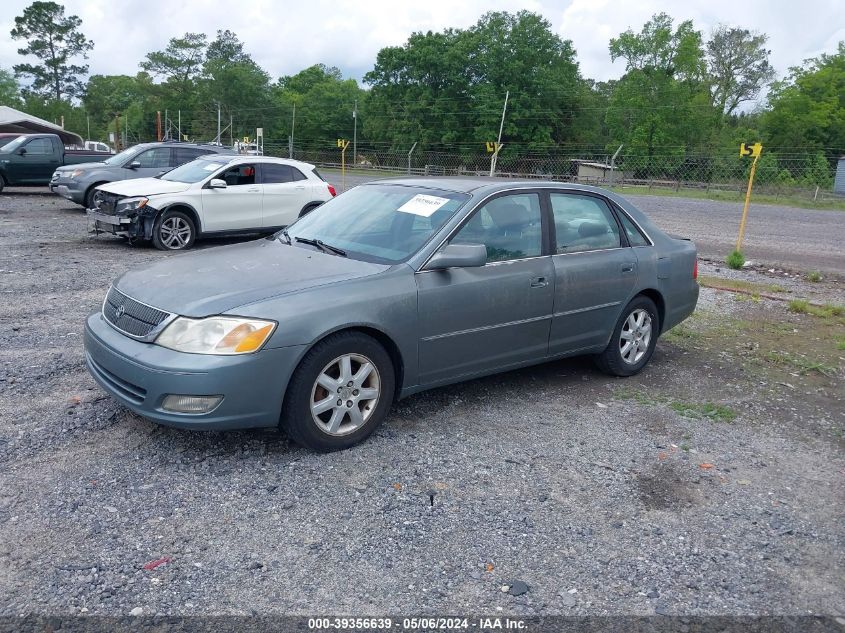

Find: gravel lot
[0,190,843,619]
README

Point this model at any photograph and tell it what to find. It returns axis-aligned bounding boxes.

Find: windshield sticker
[397,194,451,217]
[204,163,224,171]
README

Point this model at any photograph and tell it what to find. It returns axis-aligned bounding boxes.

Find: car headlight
[155,316,276,355]
[115,196,149,213]
[69,169,84,178]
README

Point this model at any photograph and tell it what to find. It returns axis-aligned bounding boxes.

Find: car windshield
[0,135,30,153]
[286,184,470,264]
[103,146,141,165]
[161,157,232,183]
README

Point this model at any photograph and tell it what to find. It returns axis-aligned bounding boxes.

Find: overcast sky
[1,0,843,93]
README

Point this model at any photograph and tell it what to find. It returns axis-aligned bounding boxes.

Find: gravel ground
[0,191,843,618]
[328,172,845,276]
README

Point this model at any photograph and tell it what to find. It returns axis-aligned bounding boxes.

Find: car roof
[362,176,616,196]
[198,155,316,169]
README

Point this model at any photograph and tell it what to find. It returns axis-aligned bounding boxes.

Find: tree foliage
[364,11,581,150]
[761,42,845,152]
[10,0,93,101]
[0,68,22,107]
[707,25,775,116]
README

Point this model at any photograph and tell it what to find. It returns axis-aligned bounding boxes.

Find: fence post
[609,144,623,187]
[407,142,417,175]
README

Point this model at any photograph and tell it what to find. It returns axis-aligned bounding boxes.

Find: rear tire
[152,210,196,251]
[594,295,659,377]
[280,331,395,452]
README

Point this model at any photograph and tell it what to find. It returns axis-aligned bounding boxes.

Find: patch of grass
[669,401,738,422]
[615,389,736,422]
[806,271,823,283]
[662,324,699,342]
[699,275,787,295]
[766,351,838,377]
[726,250,745,270]
[837,338,845,351]
[788,299,845,319]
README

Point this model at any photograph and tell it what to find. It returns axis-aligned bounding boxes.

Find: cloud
[0,0,842,89]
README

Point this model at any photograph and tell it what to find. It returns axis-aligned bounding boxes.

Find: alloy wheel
[310,353,381,436]
[159,216,192,249]
[619,308,652,365]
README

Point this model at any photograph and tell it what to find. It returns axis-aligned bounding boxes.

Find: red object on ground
[327,184,337,197]
[143,556,172,571]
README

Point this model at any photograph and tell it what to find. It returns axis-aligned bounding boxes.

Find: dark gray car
[50,141,235,208]
[84,178,699,451]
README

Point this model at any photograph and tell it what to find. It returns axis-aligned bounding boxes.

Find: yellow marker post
[736,142,763,252]
[337,139,350,191]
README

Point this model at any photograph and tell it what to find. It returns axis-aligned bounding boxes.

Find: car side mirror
[128,161,141,169]
[426,243,487,270]
[208,178,227,189]
[17,148,26,156]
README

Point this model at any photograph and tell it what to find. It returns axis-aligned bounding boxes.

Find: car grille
[102,286,172,339]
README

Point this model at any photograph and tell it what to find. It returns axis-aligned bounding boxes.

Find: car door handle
[530,276,548,288]
[295,185,305,190]
[247,188,260,193]
[621,263,636,274]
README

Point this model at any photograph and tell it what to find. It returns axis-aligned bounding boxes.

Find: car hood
[55,161,108,171]
[98,178,192,197]
[114,239,389,317]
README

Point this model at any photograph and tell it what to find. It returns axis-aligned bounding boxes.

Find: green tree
[10,1,93,101]
[761,42,845,153]
[364,11,581,153]
[200,30,272,141]
[273,64,364,146]
[706,26,775,117]
[607,13,712,161]
[0,68,22,106]
[141,32,207,99]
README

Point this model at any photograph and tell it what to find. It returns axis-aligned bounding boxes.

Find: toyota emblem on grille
[115,305,126,319]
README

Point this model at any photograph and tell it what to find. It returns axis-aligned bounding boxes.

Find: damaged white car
[87,155,336,250]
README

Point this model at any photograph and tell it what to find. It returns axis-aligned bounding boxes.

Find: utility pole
[289,102,295,159]
[113,113,121,151]
[124,114,128,147]
[489,90,509,177]
[86,115,90,140]
[177,110,181,141]
[216,102,221,145]
[230,115,233,147]
[156,111,162,141]
[352,99,357,166]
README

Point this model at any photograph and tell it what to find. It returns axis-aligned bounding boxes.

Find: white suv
[88,156,336,250]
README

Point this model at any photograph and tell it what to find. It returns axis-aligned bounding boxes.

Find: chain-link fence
[260,140,844,204]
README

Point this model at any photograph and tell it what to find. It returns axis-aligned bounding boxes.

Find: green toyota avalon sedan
[84,178,699,451]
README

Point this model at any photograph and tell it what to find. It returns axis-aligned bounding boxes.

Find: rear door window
[617,211,650,246]
[550,193,621,254]
[172,148,206,166]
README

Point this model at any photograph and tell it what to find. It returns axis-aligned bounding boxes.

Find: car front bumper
[49,178,85,204]
[84,312,306,430]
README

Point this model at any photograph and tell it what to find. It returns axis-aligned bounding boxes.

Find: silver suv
[50,141,235,208]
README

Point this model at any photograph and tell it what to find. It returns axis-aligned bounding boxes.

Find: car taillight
[693,259,698,280]
[327,184,337,197]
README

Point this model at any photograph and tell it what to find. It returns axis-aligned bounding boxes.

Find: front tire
[84,184,106,209]
[152,210,196,251]
[281,331,395,452]
[594,295,659,377]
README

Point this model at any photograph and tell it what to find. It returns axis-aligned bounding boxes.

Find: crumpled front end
[87,192,159,241]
